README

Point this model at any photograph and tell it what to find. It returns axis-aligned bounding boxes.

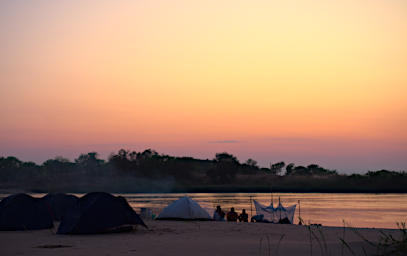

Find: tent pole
[271,186,274,222]
[298,200,301,225]
[250,196,253,219]
[279,196,281,221]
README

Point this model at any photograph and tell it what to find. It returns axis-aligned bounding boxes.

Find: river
[1,192,406,229]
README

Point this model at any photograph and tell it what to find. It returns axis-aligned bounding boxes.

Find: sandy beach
[0,220,400,256]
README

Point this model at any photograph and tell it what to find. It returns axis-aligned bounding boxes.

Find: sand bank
[0,221,399,256]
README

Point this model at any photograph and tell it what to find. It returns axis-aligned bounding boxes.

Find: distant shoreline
[2,152,406,197]
[2,187,407,194]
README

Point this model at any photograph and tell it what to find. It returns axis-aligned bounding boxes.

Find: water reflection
[1,193,405,229]
[121,193,407,229]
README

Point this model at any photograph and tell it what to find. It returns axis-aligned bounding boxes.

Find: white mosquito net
[253,200,296,224]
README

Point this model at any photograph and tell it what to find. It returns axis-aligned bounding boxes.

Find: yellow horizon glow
[0,0,406,169]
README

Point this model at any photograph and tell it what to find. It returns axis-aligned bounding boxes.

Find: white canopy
[157,196,211,220]
[253,200,296,224]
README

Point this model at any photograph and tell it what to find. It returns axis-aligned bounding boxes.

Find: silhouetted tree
[207,152,239,183]
[245,158,258,168]
[285,163,295,175]
[292,166,309,175]
[1,151,406,193]
[0,156,22,181]
[108,149,132,173]
[76,152,104,165]
[215,152,239,164]
[366,169,404,177]
[307,164,338,176]
[75,152,104,175]
[0,156,22,169]
[270,161,285,175]
[43,157,74,173]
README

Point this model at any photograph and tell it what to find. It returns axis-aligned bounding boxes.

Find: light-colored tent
[253,200,296,224]
[156,196,211,220]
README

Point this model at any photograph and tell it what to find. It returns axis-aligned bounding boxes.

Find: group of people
[213,206,248,222]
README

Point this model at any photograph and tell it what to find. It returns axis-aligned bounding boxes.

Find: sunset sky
[1,0,406,172]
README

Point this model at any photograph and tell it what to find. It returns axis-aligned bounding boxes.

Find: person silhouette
[239,209,248,222]
[226,207,238,222]
[213,205,225,221]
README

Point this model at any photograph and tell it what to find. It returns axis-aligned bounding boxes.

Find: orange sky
[1,0,406,172]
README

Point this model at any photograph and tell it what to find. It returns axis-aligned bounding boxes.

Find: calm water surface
[2,193,406,229]
[121,193,407,229]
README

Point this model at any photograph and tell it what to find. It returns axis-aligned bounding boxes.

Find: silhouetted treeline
[1,150,406,193]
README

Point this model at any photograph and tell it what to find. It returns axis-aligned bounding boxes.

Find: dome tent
[156,196,211,220]
[0,193,53,231]
[57,192,147,234]
[42,193,79,221]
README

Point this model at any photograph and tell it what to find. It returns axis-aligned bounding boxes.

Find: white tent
[253,200,296,224]
[156,196,211,220]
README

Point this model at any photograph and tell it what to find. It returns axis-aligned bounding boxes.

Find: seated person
[226,207,238,222]
[213,205,225,221]
[238,209,248,222]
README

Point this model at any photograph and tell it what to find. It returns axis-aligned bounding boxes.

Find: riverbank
[0,220,401,256]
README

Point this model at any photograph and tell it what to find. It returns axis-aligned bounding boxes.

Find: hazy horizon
[2,137,406,174]
[1,0,406,173]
